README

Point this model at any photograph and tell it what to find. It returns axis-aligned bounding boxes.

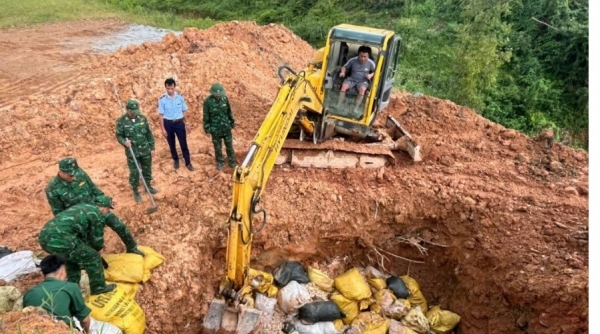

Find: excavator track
[277,115,421,169]
[278,139,396,169]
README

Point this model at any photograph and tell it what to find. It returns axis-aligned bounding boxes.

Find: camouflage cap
[94,195,114,209]
[58,158,79,175]
[210,83,226,97]
[125,99,141,115]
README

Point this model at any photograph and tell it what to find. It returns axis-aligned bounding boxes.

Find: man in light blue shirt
[158,78,194,171]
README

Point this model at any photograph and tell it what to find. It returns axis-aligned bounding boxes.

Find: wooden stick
[376,247,425,264]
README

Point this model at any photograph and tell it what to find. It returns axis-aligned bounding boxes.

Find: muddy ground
[0,19,588,333]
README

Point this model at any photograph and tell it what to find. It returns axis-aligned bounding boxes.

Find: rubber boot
[133,189,142,203]
[91,283,116,295]
[148,186,158,194]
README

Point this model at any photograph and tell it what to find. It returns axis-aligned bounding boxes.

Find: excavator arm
[224,65,323,291]
[203,65,324,334]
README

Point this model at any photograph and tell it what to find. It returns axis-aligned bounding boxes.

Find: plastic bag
[267,285,279,298]
[298,301,345,324]
[0,251,39,283]
[73,317,124,334]
[363,266,386,279]
[333,268,372,301]
[307,266,334,292]
[255,293,278,326]
[351,312,390,334]
[85,287,146,334]
[358,298,376,311]
[330,293,359,325]
[293,320,342,334]
[246,268,275,294]
[401,306,430,334]
[386,276,409,299]
[0,246,13,260]
[333,319,346,332]
[273,261,310,286]
[0,286,21,312]
[277,281,311,314]
[400,275,428,311]
[137,245,165,283]
[102,253,144,284]
[389,319,418,334]
[367,277,386,291]
[426,305,461,334]
[374,289,410,320]
[103,246,165,284]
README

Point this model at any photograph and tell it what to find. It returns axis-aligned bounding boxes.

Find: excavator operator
[336,45,376,113]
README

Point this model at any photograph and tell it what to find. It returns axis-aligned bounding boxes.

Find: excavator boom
[202,67,324,334]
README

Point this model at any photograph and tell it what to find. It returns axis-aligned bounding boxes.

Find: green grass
[0,0,217,30]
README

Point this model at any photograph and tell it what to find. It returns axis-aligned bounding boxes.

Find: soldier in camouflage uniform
[203,83,236,170]
[45,157,108,216]
[116,99,157,203]
[37,195,144,295]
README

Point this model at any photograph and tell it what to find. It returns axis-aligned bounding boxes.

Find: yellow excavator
[202,24,420,333]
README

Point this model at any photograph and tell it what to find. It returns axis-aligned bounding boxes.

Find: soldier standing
[37,196,144,295]
[116,99,157,203]
[45,157,109,216]
[203,83,236,170]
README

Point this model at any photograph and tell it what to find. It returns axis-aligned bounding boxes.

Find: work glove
[101,257,109,269]
[281,322,296,334]
[127,247,145,257]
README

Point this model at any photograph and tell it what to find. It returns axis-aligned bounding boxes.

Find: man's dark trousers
[164,120,190,165]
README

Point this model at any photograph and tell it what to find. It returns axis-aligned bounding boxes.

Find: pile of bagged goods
[251,261,461,334]
[0,245,165,334]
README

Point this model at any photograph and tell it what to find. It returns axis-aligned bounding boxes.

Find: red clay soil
[1,311,71,334]
[0,21,588,333]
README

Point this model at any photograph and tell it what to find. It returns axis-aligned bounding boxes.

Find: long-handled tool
[110,82,158,214]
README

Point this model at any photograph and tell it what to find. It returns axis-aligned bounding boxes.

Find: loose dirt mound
[0,310,71,334]
[0,20,588,334]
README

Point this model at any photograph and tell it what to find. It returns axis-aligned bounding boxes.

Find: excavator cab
[322,25,402,135]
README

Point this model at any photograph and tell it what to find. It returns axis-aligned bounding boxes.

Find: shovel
[110,81,158,214]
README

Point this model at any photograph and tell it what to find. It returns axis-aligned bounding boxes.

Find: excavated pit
[0,20,588,334]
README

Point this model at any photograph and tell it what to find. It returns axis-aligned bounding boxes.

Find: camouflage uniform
[37,197,138,295]
[203,83,236,169]
[45,158,105,216]
[116,99,157,200]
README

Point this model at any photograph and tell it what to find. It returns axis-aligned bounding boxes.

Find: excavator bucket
[202,299,265,334]
[385,115,422,162]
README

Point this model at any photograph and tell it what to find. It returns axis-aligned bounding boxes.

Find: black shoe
[91,283,116,295]
[133,191,142,203]
[228,161,236,168]
[186,163,195,171]
[174,160,180,170]
[148,187,159,194]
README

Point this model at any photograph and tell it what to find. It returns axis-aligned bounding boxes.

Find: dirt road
[0,19,129,111]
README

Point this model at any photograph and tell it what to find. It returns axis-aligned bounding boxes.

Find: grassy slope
[0,0,216,30]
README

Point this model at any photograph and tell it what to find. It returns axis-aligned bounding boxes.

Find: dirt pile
[0,309,71,334]
[0,20,588,334]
